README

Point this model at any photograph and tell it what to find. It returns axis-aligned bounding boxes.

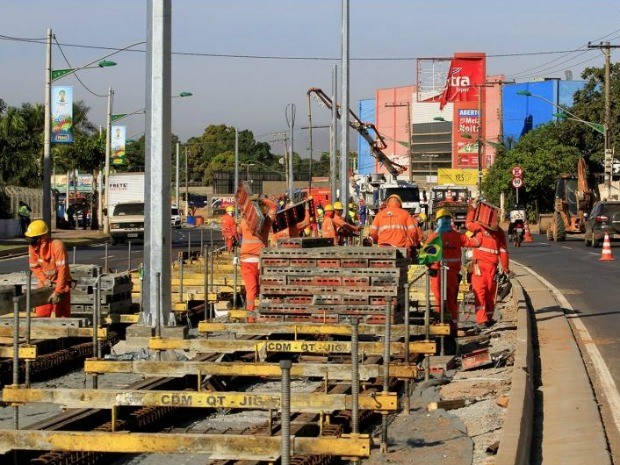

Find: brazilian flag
[418,234,442,265]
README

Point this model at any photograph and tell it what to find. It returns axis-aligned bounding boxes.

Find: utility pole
[330,65,338,202]
[185,146,189,217]
[270,132,289,191]
[588,41,620,200]
[385,101,412,182]
[103,88,114,233]
[43,28,53,228]
[175,141,180,210]
[340,0,350,204]
[285,104,296,199]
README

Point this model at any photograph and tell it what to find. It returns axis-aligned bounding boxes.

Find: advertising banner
[437,168,481,186]
[111,125,126,165]
[51,86,73,143]
[453,101,484,169]
[438,54,486,110]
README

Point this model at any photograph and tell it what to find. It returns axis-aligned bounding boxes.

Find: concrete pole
[330,65,338,202]
[234,128,239,195]
[604,42,612,200]
[339,0,350,204]
[286,104,296,200]
[144,0,172,326]
[175,141,180,209]
[185,146,189,217]
[477,87,483,195]
[103,88,114,233]
[43,28,53,228]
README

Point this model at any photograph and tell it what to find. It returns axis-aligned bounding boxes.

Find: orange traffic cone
[524,222,534,243]
[599,232,615,261]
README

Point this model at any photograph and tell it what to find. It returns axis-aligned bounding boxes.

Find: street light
[517,89,610,196]
[102,90,193,232]
[240,163,255,184]
[43,31,121,228]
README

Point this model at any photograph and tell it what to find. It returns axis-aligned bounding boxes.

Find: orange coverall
[29,236,72,317]
[321,213,337,245]
[239,219,266,313]
[466,209,510,325]
[221,213,238,251]
[369,206,420,248]
[426,230,479,324]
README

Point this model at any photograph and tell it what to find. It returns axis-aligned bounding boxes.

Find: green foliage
[483,123,582,213]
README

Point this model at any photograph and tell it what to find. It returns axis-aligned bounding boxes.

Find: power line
[0,33,615,62]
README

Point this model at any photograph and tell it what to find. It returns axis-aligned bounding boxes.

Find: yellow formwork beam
[84,359,418,380]
[2,387,397,412]
[0,430,370,458]
[0,326,107,340]
[105,314,140,324]
[198,321,451,337]
[0,345,36,359]
[149,337,437,356]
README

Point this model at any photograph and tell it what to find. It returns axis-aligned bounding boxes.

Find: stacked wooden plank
[258,244,408,324]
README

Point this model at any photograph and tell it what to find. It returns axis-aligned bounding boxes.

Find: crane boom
[307,87,407,178]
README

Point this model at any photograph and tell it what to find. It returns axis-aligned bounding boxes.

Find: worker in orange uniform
[238,197,277,319]
[368,195,421,251]
[465,201,511,329]
[333,201,359,245]
[25,220,72,317]
[221,205,238,252]
[424,209,480,333]
[321,204,338,244]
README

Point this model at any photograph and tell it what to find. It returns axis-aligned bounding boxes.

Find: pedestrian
[238,196,276,320]
[465,200,511,329]
[421,208,480,334]
[18,200,32,236]
[358,199,367,227]
[221,205,238,252]
[66,203,76,230]
[368,195,421,253]
[25,220,72,318]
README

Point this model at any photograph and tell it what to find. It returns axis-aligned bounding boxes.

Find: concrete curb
[495,278,534,465]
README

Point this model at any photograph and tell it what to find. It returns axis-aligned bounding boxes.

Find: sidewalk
[0,229,109,258]
[513,262,611,465]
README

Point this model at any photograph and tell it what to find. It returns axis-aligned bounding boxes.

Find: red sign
[512,166,524,178]
[452,101,483,169]
[438,54,486,110]
[512,177,523,188]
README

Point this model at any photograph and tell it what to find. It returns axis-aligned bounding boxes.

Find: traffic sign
[512,177,523,188]
[512,166,524,178]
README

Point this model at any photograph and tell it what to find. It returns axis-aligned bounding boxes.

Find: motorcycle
[508,208,526,247]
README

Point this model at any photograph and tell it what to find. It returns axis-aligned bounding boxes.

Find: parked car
[584,201,620,247]
[171,207,182,227]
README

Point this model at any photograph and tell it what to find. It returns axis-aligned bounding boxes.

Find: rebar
[203,246,209,322]
[72,246,77,265]
[127,241,132,271]
[25,271,32,387]
[381,301,391,453]
[156,272,162,337]
[280,359,292,465]
[404,278,410,415]
[351,317,360,434]
[440,264,447,356]
[178,251,184,304]
[12,296,19,429]
[425,268,431,381]
[104,243,109,272]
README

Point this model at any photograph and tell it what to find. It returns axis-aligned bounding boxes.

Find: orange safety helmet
[386,194,402,207]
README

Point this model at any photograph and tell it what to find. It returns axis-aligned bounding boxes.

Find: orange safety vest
[221,214,237,241]
[426,229,480,270]
[466,209,509,270]
[369,207,418,247]
[29,237,72,294]
[239,219,267,262]
[321,216,337,244]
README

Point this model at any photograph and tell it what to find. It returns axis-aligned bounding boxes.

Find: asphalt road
[510,233,620,386]
[0,228,224,274]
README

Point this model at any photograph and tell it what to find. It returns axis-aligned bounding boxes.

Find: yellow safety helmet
[418,212,427,222]
[333,201,344,210]
[225,205,235,213]
[25,219,49,238]
[386,194,402,206]
[324,204,334,212]
[434,208,453,221]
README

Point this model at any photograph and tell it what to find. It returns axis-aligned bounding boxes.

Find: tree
[483,123,582,215]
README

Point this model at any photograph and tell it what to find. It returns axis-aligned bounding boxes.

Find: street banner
[437,54,485,110]
[111,125,126,165]
[453,101,483,169]
[51,86,73,143]
[437,168,483,186]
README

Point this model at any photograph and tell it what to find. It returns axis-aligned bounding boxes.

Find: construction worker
[347,203,358,226]
[466,201,511,329]
[18,200,32,236]
[333,201,359,244]
[368,195,420,251]
[238,197,277,318]
[321,204,337,244]
[221,205,238,252]
[424,209,480,332]
[25,220,72,317]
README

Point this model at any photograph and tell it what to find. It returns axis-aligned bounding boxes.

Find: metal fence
[1,186,43,220]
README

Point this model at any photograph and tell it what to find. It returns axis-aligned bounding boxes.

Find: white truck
[107,172,145,244]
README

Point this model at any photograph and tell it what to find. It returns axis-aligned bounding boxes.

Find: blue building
[357,99,376,175]
[503,80,587,146]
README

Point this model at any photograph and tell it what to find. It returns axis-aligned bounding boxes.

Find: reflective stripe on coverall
[221,214,238,251]
[29,237,72,317]
[369,207,420,248]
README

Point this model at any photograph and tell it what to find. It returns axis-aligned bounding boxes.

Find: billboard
[453,101,483,169]
[111,125,126,165]
[437,168,486,186]
[437,53,486,109]
[51,86,73,143]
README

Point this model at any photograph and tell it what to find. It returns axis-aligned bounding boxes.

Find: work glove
[48,292,62,305]
[43,279,53,288]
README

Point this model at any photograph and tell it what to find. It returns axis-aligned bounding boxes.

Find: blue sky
[1,0,619,156]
